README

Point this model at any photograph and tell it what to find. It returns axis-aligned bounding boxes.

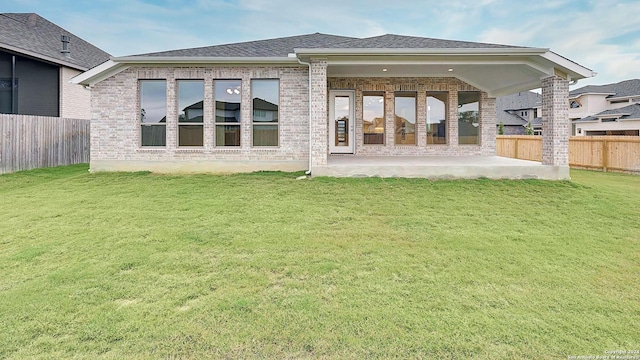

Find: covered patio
[297,36,595,180]
[313,155,567,179]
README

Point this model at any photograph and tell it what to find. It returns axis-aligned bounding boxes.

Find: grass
[0,165,638,359]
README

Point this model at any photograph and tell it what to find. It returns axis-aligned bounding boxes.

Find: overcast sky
[5,0,640,88]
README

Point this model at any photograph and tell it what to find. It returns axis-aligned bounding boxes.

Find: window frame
[251,79,280,147]
[457,91,481,145]
[139,79,167,147]
[426,91,448,145]
[362,92,385,145]
[177,79,205,147]
[214,79,242,147]
[394,92,417,146]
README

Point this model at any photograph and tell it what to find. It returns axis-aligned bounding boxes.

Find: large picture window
[215,80,241,147]
[427,92,447,144]
[140,80,167,147]
[178,80,204,147]
[458,91,480,145]
[251,79,279,146]
[363,93,384,145]
[394,93,416,145]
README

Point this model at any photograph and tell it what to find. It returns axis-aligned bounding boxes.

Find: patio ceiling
[317,52,594,97]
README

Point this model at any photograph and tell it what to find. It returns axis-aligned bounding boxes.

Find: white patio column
[310,59,328,168]
[541,75,570,171]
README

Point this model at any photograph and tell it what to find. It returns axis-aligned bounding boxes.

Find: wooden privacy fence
[497,135,640,174]
[0,114,90,174]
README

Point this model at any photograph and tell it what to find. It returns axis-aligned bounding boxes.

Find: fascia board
[599,113,630,118]
[539,51,595,79]
[71,59,124,85]
[569,92,616,99]
[71,56,299,86]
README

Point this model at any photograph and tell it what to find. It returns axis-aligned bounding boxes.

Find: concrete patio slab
[312,155,570,180]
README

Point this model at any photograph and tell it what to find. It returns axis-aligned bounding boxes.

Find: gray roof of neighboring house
[0,13,111,70]
[570,79,640,98]
[575,103,640,122]
[135,33,524,58]
[137,33,358,57]
[496,91,541,126]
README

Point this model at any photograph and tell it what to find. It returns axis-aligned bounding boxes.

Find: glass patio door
[329,90,355,154]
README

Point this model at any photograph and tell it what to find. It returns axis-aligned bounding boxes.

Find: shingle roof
[137,33,358,57]
[570,79,640,98]
[135,32,524,58]
[575,103,640,122]
[0,13,111,70]
[323,34,525,49]
[496,91,541,126]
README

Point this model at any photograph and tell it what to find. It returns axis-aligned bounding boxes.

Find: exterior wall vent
[61,35,71,56]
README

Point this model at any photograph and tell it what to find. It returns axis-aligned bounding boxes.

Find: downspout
[297,57,313,175]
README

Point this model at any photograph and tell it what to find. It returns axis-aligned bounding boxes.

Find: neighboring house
[496,91,542,135]
[570,79,640,136]
[0,13,110,119]
[73,33,593,179]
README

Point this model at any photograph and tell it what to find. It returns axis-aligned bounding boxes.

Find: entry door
[329,90,355,154]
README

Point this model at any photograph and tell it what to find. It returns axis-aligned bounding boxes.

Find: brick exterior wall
[92,65,502,173]
[60,67,92,119]
[325,77,496,157]
[541,76,569,166]
[90,66,310,170]
[310,59,328,167]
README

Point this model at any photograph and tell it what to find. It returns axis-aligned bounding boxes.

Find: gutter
[297,57,313,175]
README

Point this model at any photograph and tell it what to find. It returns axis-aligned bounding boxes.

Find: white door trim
[329,90,355,154]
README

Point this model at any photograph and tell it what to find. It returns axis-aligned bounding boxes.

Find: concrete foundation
[90,159,308,174]
[312,155,570,180]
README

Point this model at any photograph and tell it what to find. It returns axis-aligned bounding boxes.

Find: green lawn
[0,165,638,359]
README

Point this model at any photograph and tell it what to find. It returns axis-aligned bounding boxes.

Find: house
[496,91,542,135]
[0,13,110,119]
[570,79,640,136]
[73,33,594,179]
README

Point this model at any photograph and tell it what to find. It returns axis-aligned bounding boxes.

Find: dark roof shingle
[137,33,358,57]
[575,103,640,122]
[570,79,640,98]
[0,13,111,70]
[496,91,541,126]
[135,33,524,58]
[323,34,525,49]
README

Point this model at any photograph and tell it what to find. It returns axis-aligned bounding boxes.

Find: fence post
[514,138,519,159]
[602,138,608,172]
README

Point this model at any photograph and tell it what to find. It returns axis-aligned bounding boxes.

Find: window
[394,93,416,145]
[458,91,480,145]
[363,93,384,145]
[215,80,241,146]
[251,79,279,146]
[178,80,204,147]
[570,100,581,108]
[140,80,166,147]
[520,110,528,117]
[427,92,447,144]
